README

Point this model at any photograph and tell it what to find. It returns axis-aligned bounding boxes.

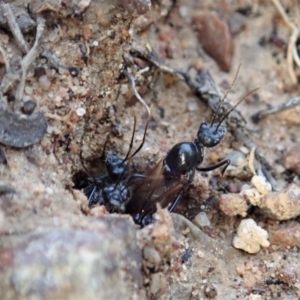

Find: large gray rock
[0,216,142,300]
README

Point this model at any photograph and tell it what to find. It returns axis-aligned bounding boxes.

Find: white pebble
[76,107,86,116]
[251,175,272,196]
[194,212,211,228]
[39,75,51,90]
[179,6,188,18]
[233,219,270,254]
[242,188,262,206]
[187,101,198,111]
[25,86,33,95]
[45,187,53,195]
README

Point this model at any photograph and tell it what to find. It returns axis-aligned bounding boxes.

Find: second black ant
[75,69,151,213]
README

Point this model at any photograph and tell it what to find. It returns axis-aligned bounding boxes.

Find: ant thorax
[163,142,204,180]
[103,182,131,213]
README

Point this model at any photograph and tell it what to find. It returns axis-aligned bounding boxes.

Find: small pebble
[179,6,188,18]
[219,193,248,217]
[143,246,161,266]
[204,283,217,298]
[150,272,166,296]
[187,101,198,111]
[260,184,300,220]
[121,0,151,14]
[77,0,91,13]
[76,107,86,116]
[194,212,211,228]
[39,75,51,90]
[225,150,246,167]
[270,224,300,247]
[242,188,262,206]
[248,294,262,300]
[25,86,33,95]
[251,175,272,196]
[45,187,53,195]
[277,265,298,286]
[233,219,270,254]
[22,100,36,115]
[283,144,300,175]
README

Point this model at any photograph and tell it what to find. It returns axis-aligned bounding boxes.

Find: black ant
[75,69,151,213]
[126,66,258,226]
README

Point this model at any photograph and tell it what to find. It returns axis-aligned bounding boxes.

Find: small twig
[271,0,299,84]
[121,69,151,118]
[15,17,45,109]
[248,147,256,176]
[41,49,79,76]
[0,146,8,165]
[2,3,29,54]
[22,17,45,70]
[121,69,152,159]
[0,184,16,195]
[45,111,74,128]
[0,56,22,95]
[251,95,300,122]
[0,43,9,70]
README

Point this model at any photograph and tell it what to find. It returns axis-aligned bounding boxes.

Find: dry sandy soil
[0,0,300,299]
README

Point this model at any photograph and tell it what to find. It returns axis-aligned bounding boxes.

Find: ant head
[196,121,227,148]
[196,86,259,148]
[106,152,129,181]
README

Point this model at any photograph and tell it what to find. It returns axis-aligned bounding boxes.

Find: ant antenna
[215,87,260,132]
[210,63,242,126]
[130,113,150,159]
[121,69,152,160]
[122,115,137,163]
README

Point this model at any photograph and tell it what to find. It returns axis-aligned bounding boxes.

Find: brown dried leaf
[192,11,234,72]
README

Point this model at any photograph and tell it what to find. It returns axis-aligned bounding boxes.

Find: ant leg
[87,185,97,207]
[197,159,230,175]
[128,173,146,181]
[168,187,186,213]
